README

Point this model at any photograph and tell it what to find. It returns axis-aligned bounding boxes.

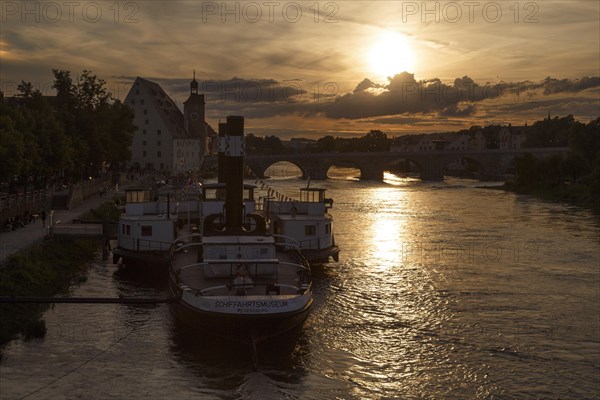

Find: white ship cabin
[183,235,305,297]
[118,188,178,252]
[266,188,334,252]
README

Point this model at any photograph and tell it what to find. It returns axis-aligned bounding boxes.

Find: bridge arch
[262,161,304,179]
[441,156,488,179]
[384,156,424,176]
[325,159,362,180]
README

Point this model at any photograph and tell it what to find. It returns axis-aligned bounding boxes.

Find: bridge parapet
[239,147,570,182]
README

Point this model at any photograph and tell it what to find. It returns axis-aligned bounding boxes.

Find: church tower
[183,71,207,154]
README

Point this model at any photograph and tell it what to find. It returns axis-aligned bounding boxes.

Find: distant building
[445,132,487,151]
[469,131,486,150]
[445,134,469,151]
[124,75,216,173]
[285,138,317,151]
[499,125,526,149]
[416,136,436,151]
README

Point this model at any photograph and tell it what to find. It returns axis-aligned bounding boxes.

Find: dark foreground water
[1,173,599,399]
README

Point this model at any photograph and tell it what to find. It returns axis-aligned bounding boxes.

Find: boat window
[141,226,152,236]
[305,225,316,236]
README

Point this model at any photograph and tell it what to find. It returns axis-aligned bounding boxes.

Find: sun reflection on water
[369,186,409,270]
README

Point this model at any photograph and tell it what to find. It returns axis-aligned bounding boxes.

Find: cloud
[536,76,600,95]
[301,73,600,120]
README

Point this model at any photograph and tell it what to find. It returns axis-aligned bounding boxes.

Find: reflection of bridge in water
[220,147,570,181]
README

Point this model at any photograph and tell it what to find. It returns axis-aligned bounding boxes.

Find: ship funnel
[223,115,245,233]
[217,121,228,183]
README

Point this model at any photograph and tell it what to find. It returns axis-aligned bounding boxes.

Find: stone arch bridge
[209,147,570,181]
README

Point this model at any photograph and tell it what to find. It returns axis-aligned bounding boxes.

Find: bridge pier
[302,166,328,180]
[420,165,444,181]
[360,168,384,181]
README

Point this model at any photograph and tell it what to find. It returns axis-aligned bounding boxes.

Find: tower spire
[190,70,198,94]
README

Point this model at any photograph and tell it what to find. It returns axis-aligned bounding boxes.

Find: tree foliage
[0,70,135,187]
[512,118,600,211]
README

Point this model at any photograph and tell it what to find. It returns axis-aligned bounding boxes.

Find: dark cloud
[536,76,600,95]
[303,73,600,120]
[116,75,308,104]
[354,78,383,92]
[312,72,505,119]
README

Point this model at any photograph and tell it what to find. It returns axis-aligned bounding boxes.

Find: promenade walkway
[0,192,114,265]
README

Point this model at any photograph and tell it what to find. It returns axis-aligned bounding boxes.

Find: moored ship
[168,116,313,344]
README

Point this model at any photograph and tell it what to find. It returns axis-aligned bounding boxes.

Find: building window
[140,99,144,105]
[130,99,135,104]
[142,151,147,157]
[157,129,161,135]
[122,224,130,235]
[160,163,164,170]
[142,140,146,146]
[135,89,139,95]
[141,226,152,236]
[157,141,161,146]
[305,225,316,236]
[157,151,161,158]
[143,109,148,115]
[145,119,149,125]
[325,224,331,234]
[142,129,146,135]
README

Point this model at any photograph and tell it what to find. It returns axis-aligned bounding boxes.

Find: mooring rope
[18,310,162,400]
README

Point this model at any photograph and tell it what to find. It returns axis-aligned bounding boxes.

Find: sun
[368,31,416,80]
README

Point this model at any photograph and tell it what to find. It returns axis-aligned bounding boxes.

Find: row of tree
[0,70,136,190]
[511,118,600,210]
[245,115,587,156]
[244,130,390,155]
[313,130,390,153]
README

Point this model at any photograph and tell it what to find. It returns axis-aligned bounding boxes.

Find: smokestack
[217,121,228,183]
[223,116,245,233]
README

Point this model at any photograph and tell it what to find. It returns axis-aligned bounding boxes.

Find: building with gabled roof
[499,124,526,150]
[124,75,216,173]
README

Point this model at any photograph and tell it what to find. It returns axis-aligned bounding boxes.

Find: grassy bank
[0,238,99,351]
[491,182,600,213]
[78,200,123,223]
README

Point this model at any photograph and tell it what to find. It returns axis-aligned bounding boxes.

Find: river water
[1,171,599,399]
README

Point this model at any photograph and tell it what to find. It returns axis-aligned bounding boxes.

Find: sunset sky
[1,0,599,138]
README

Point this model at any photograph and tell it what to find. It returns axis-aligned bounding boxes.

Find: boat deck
[171,242,304,297]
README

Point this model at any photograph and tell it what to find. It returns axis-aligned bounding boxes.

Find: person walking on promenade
[40,209,47,228]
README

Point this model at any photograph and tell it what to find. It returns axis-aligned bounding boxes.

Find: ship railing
[170,234,202,257]
[176,260,310,295]
[119,236,172,252]
[196,282,306,296]
[273,235,310,268]
[272,234,302,250]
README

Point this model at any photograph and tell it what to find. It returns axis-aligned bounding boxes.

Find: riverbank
[484,181,600,214]
[0,238,99,352]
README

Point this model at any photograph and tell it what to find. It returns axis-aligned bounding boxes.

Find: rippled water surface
[2,174,599,399]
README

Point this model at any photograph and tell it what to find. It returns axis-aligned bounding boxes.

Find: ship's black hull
[168,281,312,344]
[303,245,340,264]
[112,246,169,268]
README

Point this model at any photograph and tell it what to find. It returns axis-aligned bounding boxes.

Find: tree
[316,135,336,152]
[0,115,25,179]
[17,81,34,98]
